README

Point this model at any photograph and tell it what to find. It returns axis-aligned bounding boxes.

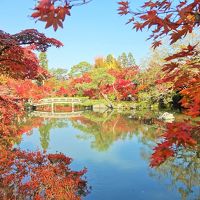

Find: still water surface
[18,111,200,200]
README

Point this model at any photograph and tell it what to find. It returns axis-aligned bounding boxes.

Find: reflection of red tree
[36,105,82,112]
[150,121,199,167]
[0,149,88,200]
[0,112,88,199]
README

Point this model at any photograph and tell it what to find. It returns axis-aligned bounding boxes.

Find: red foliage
[109,66,139,80]
[56,86,69,96]
[0,149,88,200]
[7,78,51,100]
[150,121,199,167]
[161,45,200,117]
[72,73,92,84]
[108,67,139,99]
[32,0,91,30]
[118,1,200,47]
[114,78,137,100]
[83,89,96,98]
[0,29,62,79]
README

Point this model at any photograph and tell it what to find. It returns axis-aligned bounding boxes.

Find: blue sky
[0,0,151,70]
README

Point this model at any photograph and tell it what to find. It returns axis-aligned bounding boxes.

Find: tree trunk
[100,92,113,109]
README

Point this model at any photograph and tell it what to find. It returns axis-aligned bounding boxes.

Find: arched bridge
[33,97,87,106]
[32,97,88,113]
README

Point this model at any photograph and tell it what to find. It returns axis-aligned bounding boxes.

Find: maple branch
[70,0,92,7]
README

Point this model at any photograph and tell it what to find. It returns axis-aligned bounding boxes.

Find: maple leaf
[152,40,162,49]
[118,1,129,15]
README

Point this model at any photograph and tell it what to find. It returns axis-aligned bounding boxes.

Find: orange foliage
[150,121,199,167]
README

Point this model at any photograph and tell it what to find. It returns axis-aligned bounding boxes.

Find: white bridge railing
[33,97,87,106]
[32,97,88,113]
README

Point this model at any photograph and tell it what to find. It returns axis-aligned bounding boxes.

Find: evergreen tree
[106,54,115,64]
[118,52,128,68]
[39,52,48,70]
[128,52,136,66]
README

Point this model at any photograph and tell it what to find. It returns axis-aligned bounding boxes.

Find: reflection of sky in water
[18,121,186,200]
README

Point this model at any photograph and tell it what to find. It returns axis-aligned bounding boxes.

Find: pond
[15,110,200,200]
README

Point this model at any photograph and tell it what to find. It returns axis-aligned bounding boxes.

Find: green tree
[127,52,136,66]
[39,119,68,151]
[77,67,115,105]
[106,54,115,63]
[39,124,50,151]
[118,52,128,68]
[50,68,68,80]
[39,52,48,70]
[69,61,92,78]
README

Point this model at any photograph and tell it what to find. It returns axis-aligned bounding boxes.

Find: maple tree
[0,29,62,79]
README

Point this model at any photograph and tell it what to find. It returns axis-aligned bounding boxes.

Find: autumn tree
[94,57,105,68]
[0,29,62,80]
[77,68,115,101]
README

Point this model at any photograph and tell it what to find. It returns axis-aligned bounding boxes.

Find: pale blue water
[18,113,200,200]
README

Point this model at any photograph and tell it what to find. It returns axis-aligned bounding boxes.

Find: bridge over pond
[32,97,88,112]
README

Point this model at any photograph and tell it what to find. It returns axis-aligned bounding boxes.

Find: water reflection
[69,111,163,151]
[0,111,88,200]
[150,151,200,200]
[39,119,68,150]
[17,110,199,200]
